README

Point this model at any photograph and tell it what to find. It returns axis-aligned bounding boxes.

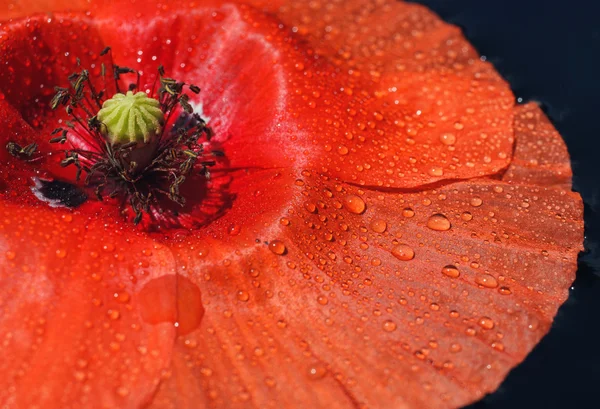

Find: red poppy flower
[0,1,584,409]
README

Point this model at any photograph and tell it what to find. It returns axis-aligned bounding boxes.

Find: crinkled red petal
[0,1,584,409]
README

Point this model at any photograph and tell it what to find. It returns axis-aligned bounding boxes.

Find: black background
[408,1,600,408]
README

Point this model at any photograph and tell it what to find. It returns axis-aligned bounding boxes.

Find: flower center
[7,47,222,227]
[97,91,164,145]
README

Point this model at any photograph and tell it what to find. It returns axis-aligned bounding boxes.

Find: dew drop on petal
[427,167,444,177]
[370,218,387,233]
[441,265,460,278]
[138,275,204,335]
[237,290,250,302]
[440,133,457,145]
[383,320,397,332]
[450,343,462,353]
[317,295,328,305]
[307,364,327,380]
[227,224,241,236]
[114,292,130,304]
[426,214,451,231]
[107,309,120,320]
[391,244,415,261]
[343,194,366,214]
[103,243,115,252]
[470,197,483,207]
[478,316,495,330]
[337,145,349,155]
[269,240,287,255]
[475,274,498,288]
[402,207,415,218]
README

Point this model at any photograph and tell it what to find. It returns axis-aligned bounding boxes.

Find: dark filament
[18,47,221,225]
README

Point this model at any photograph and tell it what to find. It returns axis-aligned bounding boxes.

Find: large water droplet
[269,240,287,255]
[475,274,498,288]
[370,218,387,233]
[470,197,483,207]
[440,133,456,145]
[343,194,366,214]
[391,244,415,261]
[441,265,460,278]
[478,316,495,330]
[382,320,397,332]
[402,207,415,218]
[426,214,451,231]
[138,275,204,335]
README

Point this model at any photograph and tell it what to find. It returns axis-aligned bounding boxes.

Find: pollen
[97,91,164,144]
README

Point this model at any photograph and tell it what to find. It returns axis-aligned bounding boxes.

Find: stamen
[5,48,221,226]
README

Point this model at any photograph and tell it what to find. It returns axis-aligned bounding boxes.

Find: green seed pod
[97,91,164,144]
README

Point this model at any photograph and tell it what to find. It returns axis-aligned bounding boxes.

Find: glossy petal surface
[0,1,583,409]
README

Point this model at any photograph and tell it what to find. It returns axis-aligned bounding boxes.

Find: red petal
[141,107,582,408]
[0,0,88,20]
[0,14,108,184]
[504,103,575,187]
[0,204,179,407]
[63,0,514,187]
[0,2,583,409]
[253,0,516,188]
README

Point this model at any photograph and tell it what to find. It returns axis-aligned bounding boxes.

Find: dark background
[408,1,600,408]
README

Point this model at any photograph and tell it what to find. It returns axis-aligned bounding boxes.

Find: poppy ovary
[97,91,165,145]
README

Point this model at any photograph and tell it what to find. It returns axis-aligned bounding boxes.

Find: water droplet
[382,320,397,332]
[440,133,456,145]
[237,291,250,302]
[442,265,460,278]
[107,309,120,320]
[114,292,130,303]
[227,224,241,236]
[307,364,327,380]
[391,244,415,261]
[402,207,415,218]
[498,286,512,295]
[343,194,366,214]
[370,219,387,233]
[269,240,286,255]
[426,214,451,231]
[478,316,495,330]
[265,376,276,387]
[475,274,498,288]
[470,197,483,207]
[5,250,15,260]
[337,145,349,155]
[450,343,462,353]
[55,248,67,258]
[304,203,317,213]
[461,212,473,221]
[138,275,204,335]
[317,295,328,305]
[102,243,115,252]
[428,167,444,177]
